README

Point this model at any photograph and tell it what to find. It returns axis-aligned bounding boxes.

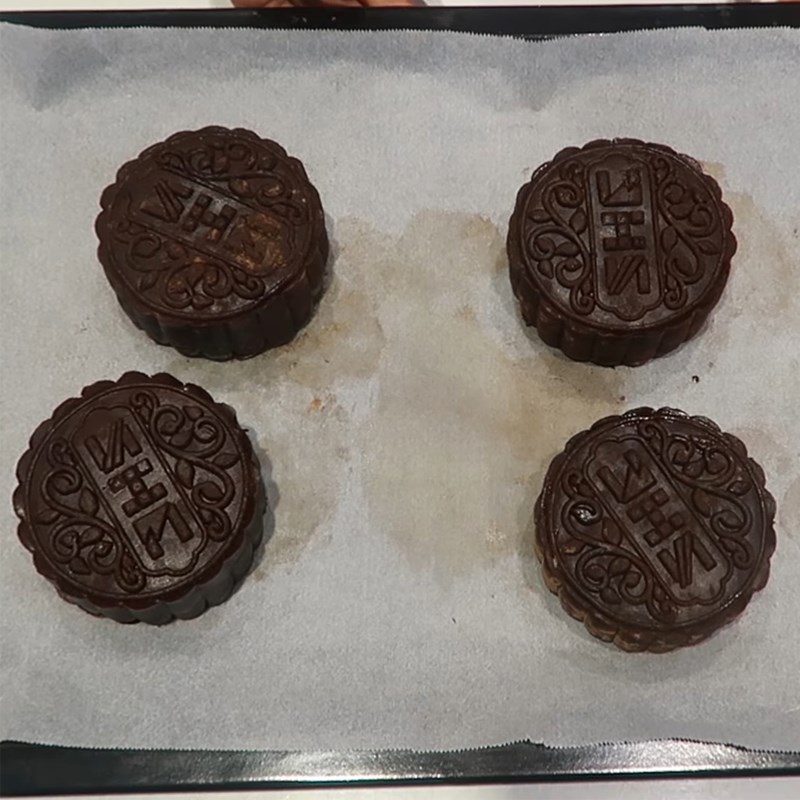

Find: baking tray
[1,4,799,796]
[2,2,800,34]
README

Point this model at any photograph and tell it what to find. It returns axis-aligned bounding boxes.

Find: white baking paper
[0,24,798,752]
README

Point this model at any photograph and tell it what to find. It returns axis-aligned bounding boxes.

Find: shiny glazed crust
[95,126,329,361]
[507,139,736,367]
[534,407,776,652]
[13,372,266,624]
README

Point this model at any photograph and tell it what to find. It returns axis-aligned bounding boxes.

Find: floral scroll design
[558,470,679,623]
[637,420,755,571]
[37,392,241,593]
[109,136,310,313]
[131,390,238,544]
[522,150,724,319]
[651,156,723,310]
[156,141,309,227]
[523,158,595,316]
[40,438,147,594]
[109,201,267,312]
[557,422,756,624]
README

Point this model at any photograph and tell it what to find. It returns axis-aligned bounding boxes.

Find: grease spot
[727,192,795,318]
[19,39,110,110]
[360,211,623,584]
[167,222,388,578]
[307,392,338,415]
[703,162,797,320]
[456,304,477,323]
[249,414,339,579]
[781,478,800,538]
[279,279,386,389]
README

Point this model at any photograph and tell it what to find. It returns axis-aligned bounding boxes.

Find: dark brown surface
[13,372,266,624]
[508,139,735,366]
[96,126,329,360]
[534,408,775,652]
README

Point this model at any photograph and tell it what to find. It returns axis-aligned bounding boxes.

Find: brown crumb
[456,304,477,323]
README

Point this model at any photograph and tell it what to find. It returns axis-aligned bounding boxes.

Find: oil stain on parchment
[355,210,625,586]
[701,162,799,543]
[166,221,388,579]
[702,162,797,321]
[781,478,800,540]
[169,187,798,591]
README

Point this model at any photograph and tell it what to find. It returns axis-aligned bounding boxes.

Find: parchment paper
[0,24,798,752]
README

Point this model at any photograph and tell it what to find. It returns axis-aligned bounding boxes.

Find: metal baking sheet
[2,2,800,35]
[1,4,799,796]
[2,738,800,796]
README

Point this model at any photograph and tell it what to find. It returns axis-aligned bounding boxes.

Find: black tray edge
[0,4,799,37]
[2,738,800,796]
[2,4,800,796]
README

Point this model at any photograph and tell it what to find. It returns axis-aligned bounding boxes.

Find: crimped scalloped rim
[95,125,328,327]
[507,138,737,365]
[13,371,264,621]
[534,407,777,653]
